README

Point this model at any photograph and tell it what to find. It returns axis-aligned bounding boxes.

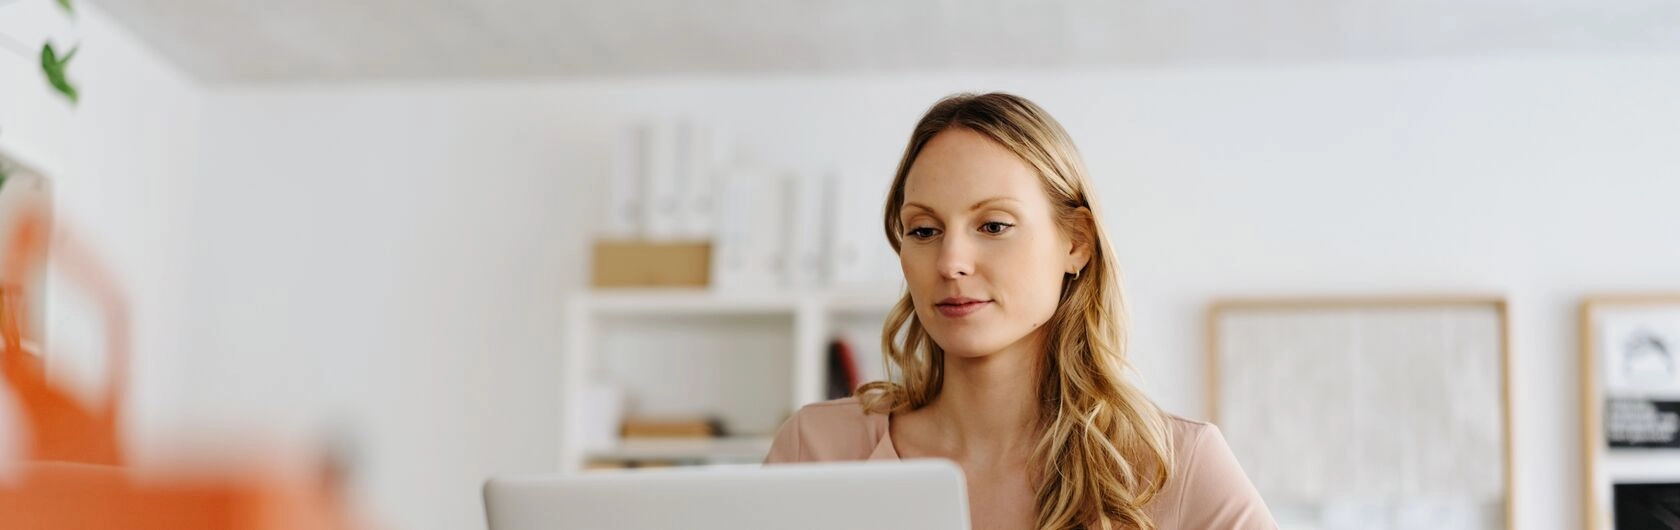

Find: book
[620,417,723,439]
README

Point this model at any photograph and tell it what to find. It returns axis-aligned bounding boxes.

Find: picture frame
[1580,295,1680,530]
[1207,296,1512,530]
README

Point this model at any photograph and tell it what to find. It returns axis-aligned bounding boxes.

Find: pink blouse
[764,397,1277,529]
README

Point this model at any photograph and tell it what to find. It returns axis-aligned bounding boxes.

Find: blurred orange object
[0,202,368,530]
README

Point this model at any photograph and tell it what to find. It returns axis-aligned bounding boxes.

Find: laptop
[483,459,971,530]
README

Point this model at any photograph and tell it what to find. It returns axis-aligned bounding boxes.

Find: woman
[764,93,1275,530]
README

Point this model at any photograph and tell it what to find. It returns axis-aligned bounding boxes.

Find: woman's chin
[934,340,1006,360]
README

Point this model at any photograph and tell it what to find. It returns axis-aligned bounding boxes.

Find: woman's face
[897,127,1087,359]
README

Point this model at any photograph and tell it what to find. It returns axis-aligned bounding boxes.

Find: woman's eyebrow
[901,196,1022,215]
[967,196,1022,211]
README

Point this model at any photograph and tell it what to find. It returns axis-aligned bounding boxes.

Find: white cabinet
[558,288,899,473]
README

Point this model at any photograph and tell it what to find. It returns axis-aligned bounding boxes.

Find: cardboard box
[591,240,711,288]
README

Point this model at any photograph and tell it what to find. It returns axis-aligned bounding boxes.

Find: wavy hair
[856,93,1173,530]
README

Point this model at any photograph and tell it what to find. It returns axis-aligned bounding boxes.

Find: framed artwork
[1208,296,1511,530]
[1582,295,1680,530]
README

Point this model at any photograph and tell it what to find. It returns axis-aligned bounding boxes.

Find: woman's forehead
[903,129,1043,211]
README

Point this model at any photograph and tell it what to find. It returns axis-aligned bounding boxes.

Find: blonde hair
[857,93,1174,530]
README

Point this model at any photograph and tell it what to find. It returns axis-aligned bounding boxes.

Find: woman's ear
[1065,207,1095,275]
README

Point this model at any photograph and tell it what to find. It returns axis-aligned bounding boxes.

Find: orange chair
[0,202,370,530]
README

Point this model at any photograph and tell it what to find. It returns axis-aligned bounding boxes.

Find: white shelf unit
[559,287,900,473]
[587,436,776,463]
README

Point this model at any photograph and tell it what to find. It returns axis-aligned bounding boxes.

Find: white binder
[605,124,645,237]
[711,165,790,290]
[676,122,720,239]
[640,120,684,240]
[783,173,829,289]
[826,170,899,288]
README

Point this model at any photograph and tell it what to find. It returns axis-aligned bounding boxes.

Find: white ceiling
[91,0,1680,83]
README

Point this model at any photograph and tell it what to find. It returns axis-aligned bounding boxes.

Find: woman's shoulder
[1151,414,1278,529]
[762,397,889,464]
[1163,414,1216,449]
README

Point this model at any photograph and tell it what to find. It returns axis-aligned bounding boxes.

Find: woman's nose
[935,235,973,279]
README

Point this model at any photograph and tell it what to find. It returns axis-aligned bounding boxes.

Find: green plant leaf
[57,0,74,15]
[40,42,79,104]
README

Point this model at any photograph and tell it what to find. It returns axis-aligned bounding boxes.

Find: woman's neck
[924,331,1046,462]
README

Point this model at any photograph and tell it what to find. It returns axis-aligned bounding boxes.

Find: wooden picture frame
[1208,296,1512,529]
[1580,295,1680,530]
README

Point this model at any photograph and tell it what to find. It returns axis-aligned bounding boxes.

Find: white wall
[192,54,1680,530]
[0,1,201,462]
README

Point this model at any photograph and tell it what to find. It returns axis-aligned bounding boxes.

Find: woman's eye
[980,222,1014,235]
[907,227,939,239]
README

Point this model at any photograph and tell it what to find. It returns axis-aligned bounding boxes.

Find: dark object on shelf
[826,337,860,400]
[1615,482,1680,529]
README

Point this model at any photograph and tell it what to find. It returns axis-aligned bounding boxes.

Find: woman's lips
[935,300,991,318]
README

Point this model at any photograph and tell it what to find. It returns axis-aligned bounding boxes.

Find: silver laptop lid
[484,459,970,530]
